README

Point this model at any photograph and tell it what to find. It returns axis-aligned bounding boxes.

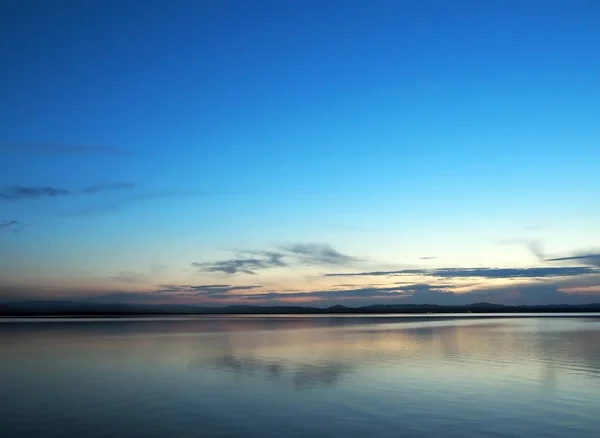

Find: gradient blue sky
[1,0,599,306]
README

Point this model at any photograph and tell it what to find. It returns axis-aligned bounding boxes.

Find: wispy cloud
[0,142,126,156]
[0,219,26,233]
[185,282,600,307]
[80,183,136,194]
[218,286,411,302]
[323,266,598,279]
[54,190,205,216]
[149,263,168,276]
[192,253,287,275]
[192,244,360,275]
[279,244,361,266]
[0,183,135,201]
[3,274,600,306]
[0,186,70,200]
[108,271,150,284]
[509,238,600,269]
[546,252,600,268]
[0,219,19,229]
[155,284,262,296]
[500,238,546,260]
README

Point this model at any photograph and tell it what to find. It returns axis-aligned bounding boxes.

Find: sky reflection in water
[1,315,600,438]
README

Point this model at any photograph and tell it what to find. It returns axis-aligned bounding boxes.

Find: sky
[1,0,599,307]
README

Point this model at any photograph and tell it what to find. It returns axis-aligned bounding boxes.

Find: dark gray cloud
[0,142,126,156]
[0,183,135,201]
[546,252,600,268]
[505,238,600,268]
[208,282,600,307]
[155,284,262,296]
[192,284,262,296]
[0,219,27,233]
[79,291,165,303]
[279,244,361,266]
[3,275,600,306]
[232,283,453,303]
[323,266,598,279]
[192,253,287,275]
[0,186,70,200]
[1,219,19,229]
[194,244,359,275]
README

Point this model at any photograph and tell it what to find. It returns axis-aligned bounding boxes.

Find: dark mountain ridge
[1,300,600,317]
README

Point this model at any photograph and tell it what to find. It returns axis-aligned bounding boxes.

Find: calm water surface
[1,314,600,437]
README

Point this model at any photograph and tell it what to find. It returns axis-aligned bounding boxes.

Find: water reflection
[1,315,600,438]
[194,353,354,389]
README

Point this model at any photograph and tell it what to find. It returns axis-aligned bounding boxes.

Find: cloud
[323,266,598,279]
[278,243,361,266]
[0,183,135,201]
[155,284,262,297]
[0,219,27,233]
[79,291,165,303]
[53,190,205,216]
[196,281,600,307]
[3,273,600,307]
[506,239,600,268]
[420,256,438,260]
[0,142,126,156]
[0,186,70,200]
[192,253,287,275]
[546,252,600,268]
[78,282,599,307]
[500,238,546,260]
[0,219,19,229]
[80,182,136,194]
[225,283,454,303]
[108,271,150,284]
[149,263,168,276]
[191,284,261,296]
[193,244,359,275]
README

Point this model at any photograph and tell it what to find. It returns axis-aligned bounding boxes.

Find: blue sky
[1,0,599,306]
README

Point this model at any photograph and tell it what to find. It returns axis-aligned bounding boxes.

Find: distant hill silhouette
[1,300,600,317]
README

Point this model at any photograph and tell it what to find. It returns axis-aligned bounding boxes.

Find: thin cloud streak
[81,183,136,194]
[278,243,361,266]
[505,239,600,268]
[192,254,287,275]
[54,190,206,217]
[0,142,127,156]
[0,183,136,201]
[155,284,262,296]
[323,266,599,279]
[193,244,360,275]
[0,186,70,200]
[1,219,23,233]
[546,252,600,268]
[3,275,600,306]
[108,271,150,284]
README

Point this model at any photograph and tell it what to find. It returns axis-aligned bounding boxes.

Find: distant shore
[2,300,600,317]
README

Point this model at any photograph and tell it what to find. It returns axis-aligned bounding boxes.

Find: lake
[1,314,600,437]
